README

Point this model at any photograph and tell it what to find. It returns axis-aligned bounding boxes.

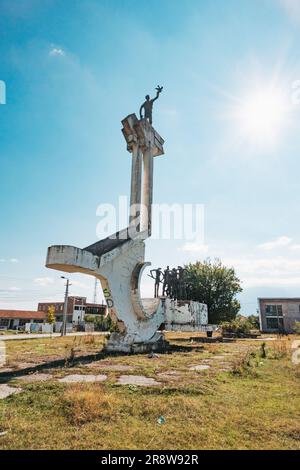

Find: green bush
[221,315,259,338]
[84,314,118,332]
[293,321,300,335]
[247,315,260,329]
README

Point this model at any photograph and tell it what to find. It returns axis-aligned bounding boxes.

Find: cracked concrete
[0,384,21,399]
[117,375,161,386]
[58,374,107,383]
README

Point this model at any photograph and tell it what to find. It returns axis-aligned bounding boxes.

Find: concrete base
[105,332,169,354]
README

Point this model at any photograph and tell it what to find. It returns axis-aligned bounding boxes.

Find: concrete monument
[46,87,211,353]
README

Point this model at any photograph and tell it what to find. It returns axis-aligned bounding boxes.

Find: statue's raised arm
[153,85,163,102]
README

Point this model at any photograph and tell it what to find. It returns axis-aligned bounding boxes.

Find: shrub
[85,315,118,332]
[247,315,260,329]
[221,315,258,338]
[231,350,258,376]
[293,322,300,335]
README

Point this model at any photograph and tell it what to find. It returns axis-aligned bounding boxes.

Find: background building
[38,296,107,324]
[0,310,45,330]
[258,298,300,334]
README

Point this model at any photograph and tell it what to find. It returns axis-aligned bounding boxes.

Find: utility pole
[61,276,70,337]
[93,278,97,304]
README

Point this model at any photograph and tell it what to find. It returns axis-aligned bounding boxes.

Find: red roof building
[0,310,46,330]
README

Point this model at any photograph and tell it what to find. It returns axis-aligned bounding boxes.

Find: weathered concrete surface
[190,365,211,371]
[58,374,107,384]
[0,384,21,399]
[117,375,161,387]
[17,373,53,383]
[46,242,166,353]
[84,362,134,371]
[163,299,211,332]
[156,370,183,381]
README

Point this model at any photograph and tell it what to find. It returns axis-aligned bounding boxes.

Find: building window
[0,319,9,327]
[266,317,284,330]
[265,305,283,316]
[86,306,104,315]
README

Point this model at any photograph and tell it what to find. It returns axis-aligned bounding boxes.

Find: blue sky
[1,0,300,314]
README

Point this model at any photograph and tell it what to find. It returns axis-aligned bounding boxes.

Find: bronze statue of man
[140,85,163,125]
[162,266,171,297]
[177,266,187,300]
[149,268,163,298]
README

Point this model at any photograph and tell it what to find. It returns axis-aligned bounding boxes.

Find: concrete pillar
[129,144,142,230]
[142,145,154,236]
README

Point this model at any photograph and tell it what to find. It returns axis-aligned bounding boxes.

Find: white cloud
[224,255,300,274]
[34,277,55,287]
[289,243,300,251]
[49,46,65,57]
[9,286,21,291]
[278,0,300,22]
[223,254,300,288]
[244,276,300,287]
[70,280,89,289]
[258,236,292,250]
[180,242,209,254]
[0,258,19,263]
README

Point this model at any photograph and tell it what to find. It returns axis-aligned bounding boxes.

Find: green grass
[0,334,299,449]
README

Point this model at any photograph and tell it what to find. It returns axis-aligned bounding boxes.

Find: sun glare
[223,79,293,151]
[237,87,288,144]
[218,68,293,152]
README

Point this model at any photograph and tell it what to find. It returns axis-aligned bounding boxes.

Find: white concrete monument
[46,89,210,352]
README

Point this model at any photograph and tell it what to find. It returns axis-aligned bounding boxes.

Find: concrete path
[0,332,108,341]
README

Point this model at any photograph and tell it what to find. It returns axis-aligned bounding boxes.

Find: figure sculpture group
[149,266,193,301]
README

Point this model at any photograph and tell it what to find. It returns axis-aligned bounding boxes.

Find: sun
[218,67,293,152]
[236,86,288,145]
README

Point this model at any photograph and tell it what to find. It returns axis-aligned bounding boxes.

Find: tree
[46,305,56,325]
[185,258,242,324]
